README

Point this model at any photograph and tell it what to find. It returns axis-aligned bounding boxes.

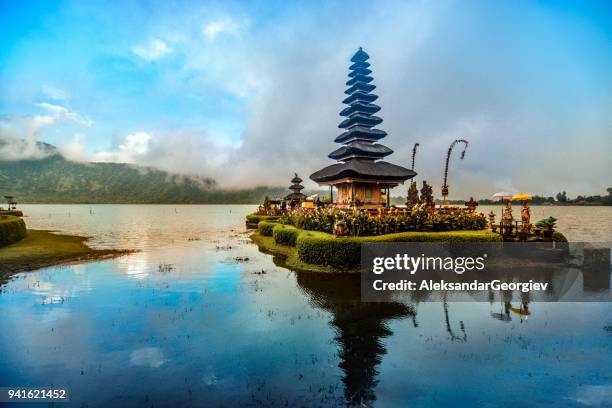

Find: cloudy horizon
[1,0,610,198]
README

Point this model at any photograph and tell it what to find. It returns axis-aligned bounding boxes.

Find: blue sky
[0,0,611,196]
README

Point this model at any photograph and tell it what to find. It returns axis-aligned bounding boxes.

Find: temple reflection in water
[270,245,611,406]
[295,272,413,406]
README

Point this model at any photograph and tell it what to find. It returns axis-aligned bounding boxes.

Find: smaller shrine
[284,173,306,209]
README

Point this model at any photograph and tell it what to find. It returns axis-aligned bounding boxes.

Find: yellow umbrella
[511,307,530,316]
[511,193,532,201]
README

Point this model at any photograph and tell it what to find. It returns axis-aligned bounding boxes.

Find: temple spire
[330,48,393,162]
[309,48,416,208]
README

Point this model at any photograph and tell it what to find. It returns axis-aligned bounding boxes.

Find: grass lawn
[0,230,133,281]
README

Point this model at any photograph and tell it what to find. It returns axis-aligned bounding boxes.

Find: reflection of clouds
[19,270,92,303]
[116,252,151,279]
[574,385,612,406]
[202,365,218,386]
[130,347,166,368]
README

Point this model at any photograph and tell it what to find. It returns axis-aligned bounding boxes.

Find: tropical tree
[406,181,419,209]
[556,191,568,202]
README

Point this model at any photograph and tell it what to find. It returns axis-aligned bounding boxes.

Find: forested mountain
[0,150,287,204]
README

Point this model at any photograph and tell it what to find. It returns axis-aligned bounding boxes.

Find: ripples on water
[0,204,610,407]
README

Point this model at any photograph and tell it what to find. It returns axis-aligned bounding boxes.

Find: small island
[247,48,566,272]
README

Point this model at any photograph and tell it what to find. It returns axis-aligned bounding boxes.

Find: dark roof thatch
[339,114,382,129]
[349,61,370,70]
[350,47,369,62]
[346,75,373,86]
[328,142,392,160]
[310,160,416,183]
[348,67,372,77]
[342,91,378,105]
[344,82,376,95]
[334,127,387,143]
[340,102,381,117]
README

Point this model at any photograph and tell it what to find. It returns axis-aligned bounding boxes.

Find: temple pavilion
[310,48,415,208]
[284,173,306,209]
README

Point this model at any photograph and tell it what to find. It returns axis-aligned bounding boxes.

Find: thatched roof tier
[340,102,381,117]
[342,91,378,105]
[344,82,376,95]
[334,127,387,143]
[350,47,369,62]
[328,142,392,161]
[339,114,382,129]
[346,74,373,86]
[349,61,370,70]
[310,160,415,184]
[348,67,372,77]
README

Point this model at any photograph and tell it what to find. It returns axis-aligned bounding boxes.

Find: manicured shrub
[258,221,278,236]
[0,215,27,246]
[296,230,502,270]
[296,232,362,269]
[246,214,280,229]
[0,210,24,217]
[273,224,300,246]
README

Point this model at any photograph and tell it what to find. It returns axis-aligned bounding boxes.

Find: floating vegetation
[158,263,175,273]
[234,256,250,262]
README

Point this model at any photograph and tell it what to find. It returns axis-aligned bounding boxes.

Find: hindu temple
[284,173,306,209]
[310,47,415,208]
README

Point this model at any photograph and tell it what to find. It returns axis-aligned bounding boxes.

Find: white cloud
[0,102,92,160]
[42,84,70,101]
[132,38,172,61]
[58,133,88,161]
[38,102,92,127]
[202,17,248,40]
[92,132,152,163]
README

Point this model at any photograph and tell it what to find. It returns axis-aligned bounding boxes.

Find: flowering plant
[279,206,486,236]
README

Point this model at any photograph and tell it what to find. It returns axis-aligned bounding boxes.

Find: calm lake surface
[1,205,611,407]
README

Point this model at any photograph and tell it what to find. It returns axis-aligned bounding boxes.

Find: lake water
[1,205,611,407]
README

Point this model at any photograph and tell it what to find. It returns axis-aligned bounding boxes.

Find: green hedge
[297,232,361,269]
[296,230,503,270]
[258,221,278,236]
[0,215,27,246]
[246,214,280,229]
[273,224,300,246]
[0,210,23,217]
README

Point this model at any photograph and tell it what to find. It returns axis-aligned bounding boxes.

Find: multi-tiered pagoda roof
[284,173,306,202]
[310,48,415,185]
